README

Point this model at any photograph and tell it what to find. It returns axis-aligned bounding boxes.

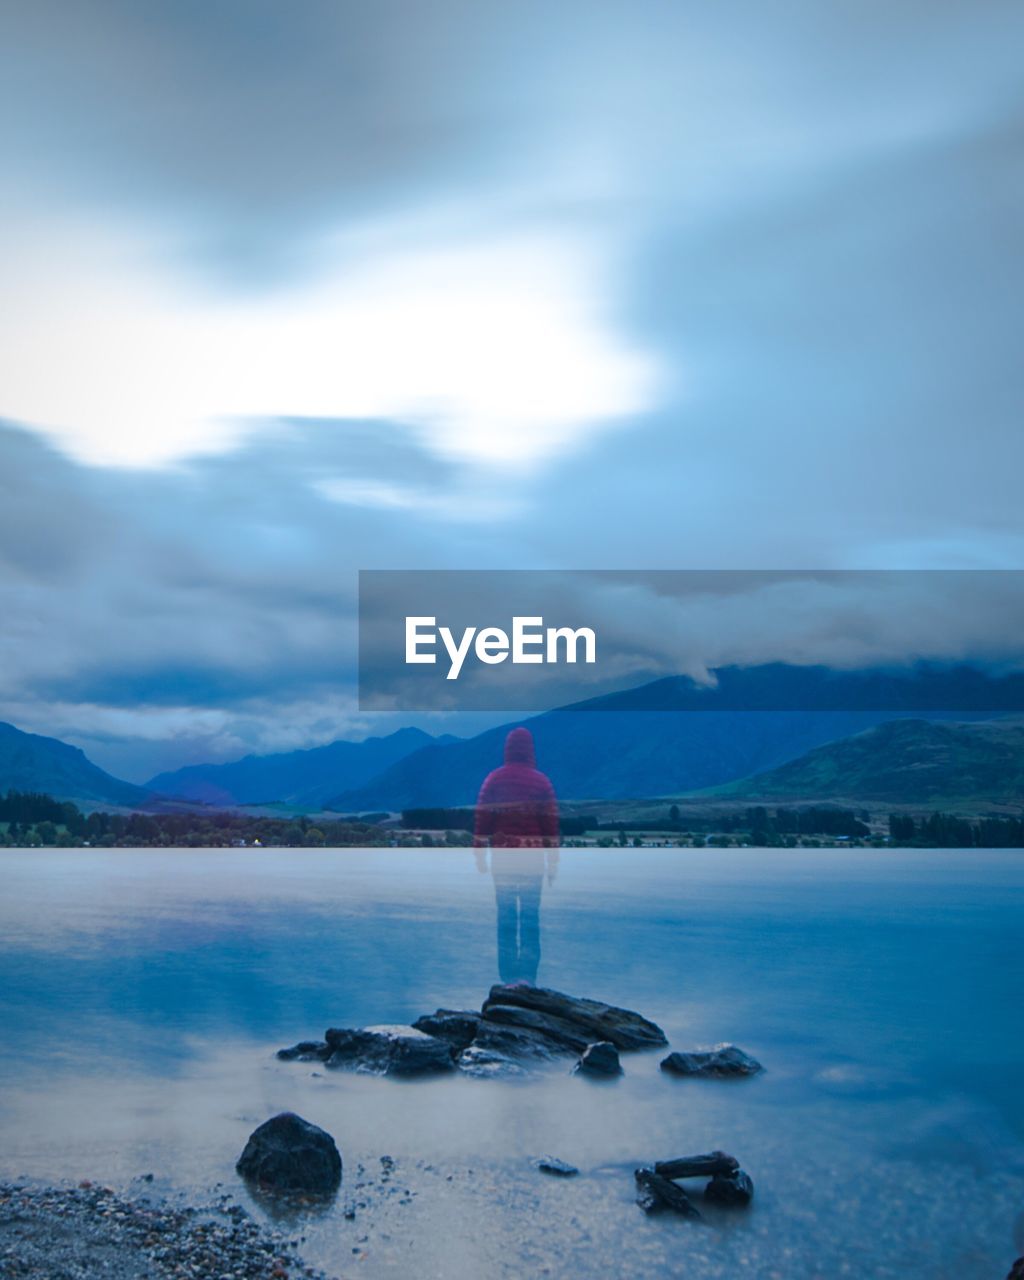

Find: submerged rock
[654,1151,739,1179]
[483,984,668,1050]
[660,1045,763,1078]
[276,1040,330,1062]
[1007,1259,1024,1280]
[325,1025,455,1076]
[634,1168,701,1218]
[534,1156,579,1177]
[704,1169,754,1206]
[575,1041,623,1076]
[236,1112,342,1195]
[411,1009,480,1049]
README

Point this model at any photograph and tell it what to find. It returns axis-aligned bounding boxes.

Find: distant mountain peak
[145,725,454,807]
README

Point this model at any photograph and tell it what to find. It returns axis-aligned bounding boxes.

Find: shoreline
[0,1180,337,1280]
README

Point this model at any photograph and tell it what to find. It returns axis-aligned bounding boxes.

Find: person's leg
[493,875,518,984]
[517,875,543,985]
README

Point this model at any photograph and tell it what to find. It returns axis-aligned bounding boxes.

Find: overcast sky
[2,1,1022,779]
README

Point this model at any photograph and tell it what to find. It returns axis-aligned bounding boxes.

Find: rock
[575,1041,622,1076]
[633,1168,701,1218]
[276,1040,330,1062]
[281,988,668,1081]
[468,1018,575,1064]
[654,1151,739,1179]
[482,1004,593,1054]
[660,1045,763,1078]
[412,1009,480,1049]
[455,1045,529,1078]
[534,1156,579,1177]
[483,984,667,1050]
[324,1025,455,1076]
[236,1113,342,1195]
[1007,1260,1024,1280]
[704,1169,754,1207]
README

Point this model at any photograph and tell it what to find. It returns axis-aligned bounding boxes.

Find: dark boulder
[704,1169,754,1207]
[575,1041,623,1076]
[325,1025,455,1077]
[276,1040,330,1062]
[236,1112,341,1195]
[1007,1259,1024,1280]
[534,1156,579,1177]
[482,984,667,1050]
[634,1168,701,1218]
[412,1009,480,1050]
[654,1151,739,1179]
[483,1003,593,1054]
[660,1045,763,1078]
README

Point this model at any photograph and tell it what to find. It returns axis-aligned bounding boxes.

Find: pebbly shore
[0,1180,337,1280]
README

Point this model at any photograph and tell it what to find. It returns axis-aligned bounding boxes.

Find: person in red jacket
[474,727,559,985]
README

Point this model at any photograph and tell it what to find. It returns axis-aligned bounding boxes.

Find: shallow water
[0,847,1022,1278]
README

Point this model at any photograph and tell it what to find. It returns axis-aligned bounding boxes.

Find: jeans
[493,873,542,985]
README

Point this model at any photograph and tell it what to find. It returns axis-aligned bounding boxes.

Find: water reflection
[473,728,559,985]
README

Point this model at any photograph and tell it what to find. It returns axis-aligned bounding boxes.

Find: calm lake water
[0,847,1022,1278]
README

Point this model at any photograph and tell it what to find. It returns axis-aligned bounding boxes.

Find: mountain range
[324,663,1021,809]
[146,727,452,806]
[4,664,1023,812]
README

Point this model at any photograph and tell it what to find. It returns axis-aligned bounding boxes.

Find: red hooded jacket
[473,727,559,849]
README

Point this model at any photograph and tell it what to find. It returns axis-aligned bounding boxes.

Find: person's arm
[474,773,496,863]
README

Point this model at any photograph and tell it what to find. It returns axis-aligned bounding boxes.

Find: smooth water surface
[0,847,1022,1278]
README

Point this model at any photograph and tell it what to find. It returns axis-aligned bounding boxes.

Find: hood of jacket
[503,726,536,767]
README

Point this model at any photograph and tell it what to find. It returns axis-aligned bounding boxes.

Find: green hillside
[0,722,149,809]
[705,717,1024,805]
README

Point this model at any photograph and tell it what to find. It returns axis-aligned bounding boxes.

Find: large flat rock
[482,985,668,1051]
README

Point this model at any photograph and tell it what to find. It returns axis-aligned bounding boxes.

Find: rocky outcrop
[277,985,668,1079]
[236,1113,342,1195]
[660,1045,763,1078]
[634,1168,701,1218]
[464,1017,571,1064]
[482,1003,593,1054]
[324,1025,455,1076]
[482,985,668,1051]
[575,1041,622,1076]
[411,1009,480,1049]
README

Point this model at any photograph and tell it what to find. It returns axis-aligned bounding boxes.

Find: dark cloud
[1,2,1023,774]
[0,419,516,774]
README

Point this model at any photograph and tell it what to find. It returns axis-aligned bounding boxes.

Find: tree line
[0,791,385,848]
[888,812,1024,847]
